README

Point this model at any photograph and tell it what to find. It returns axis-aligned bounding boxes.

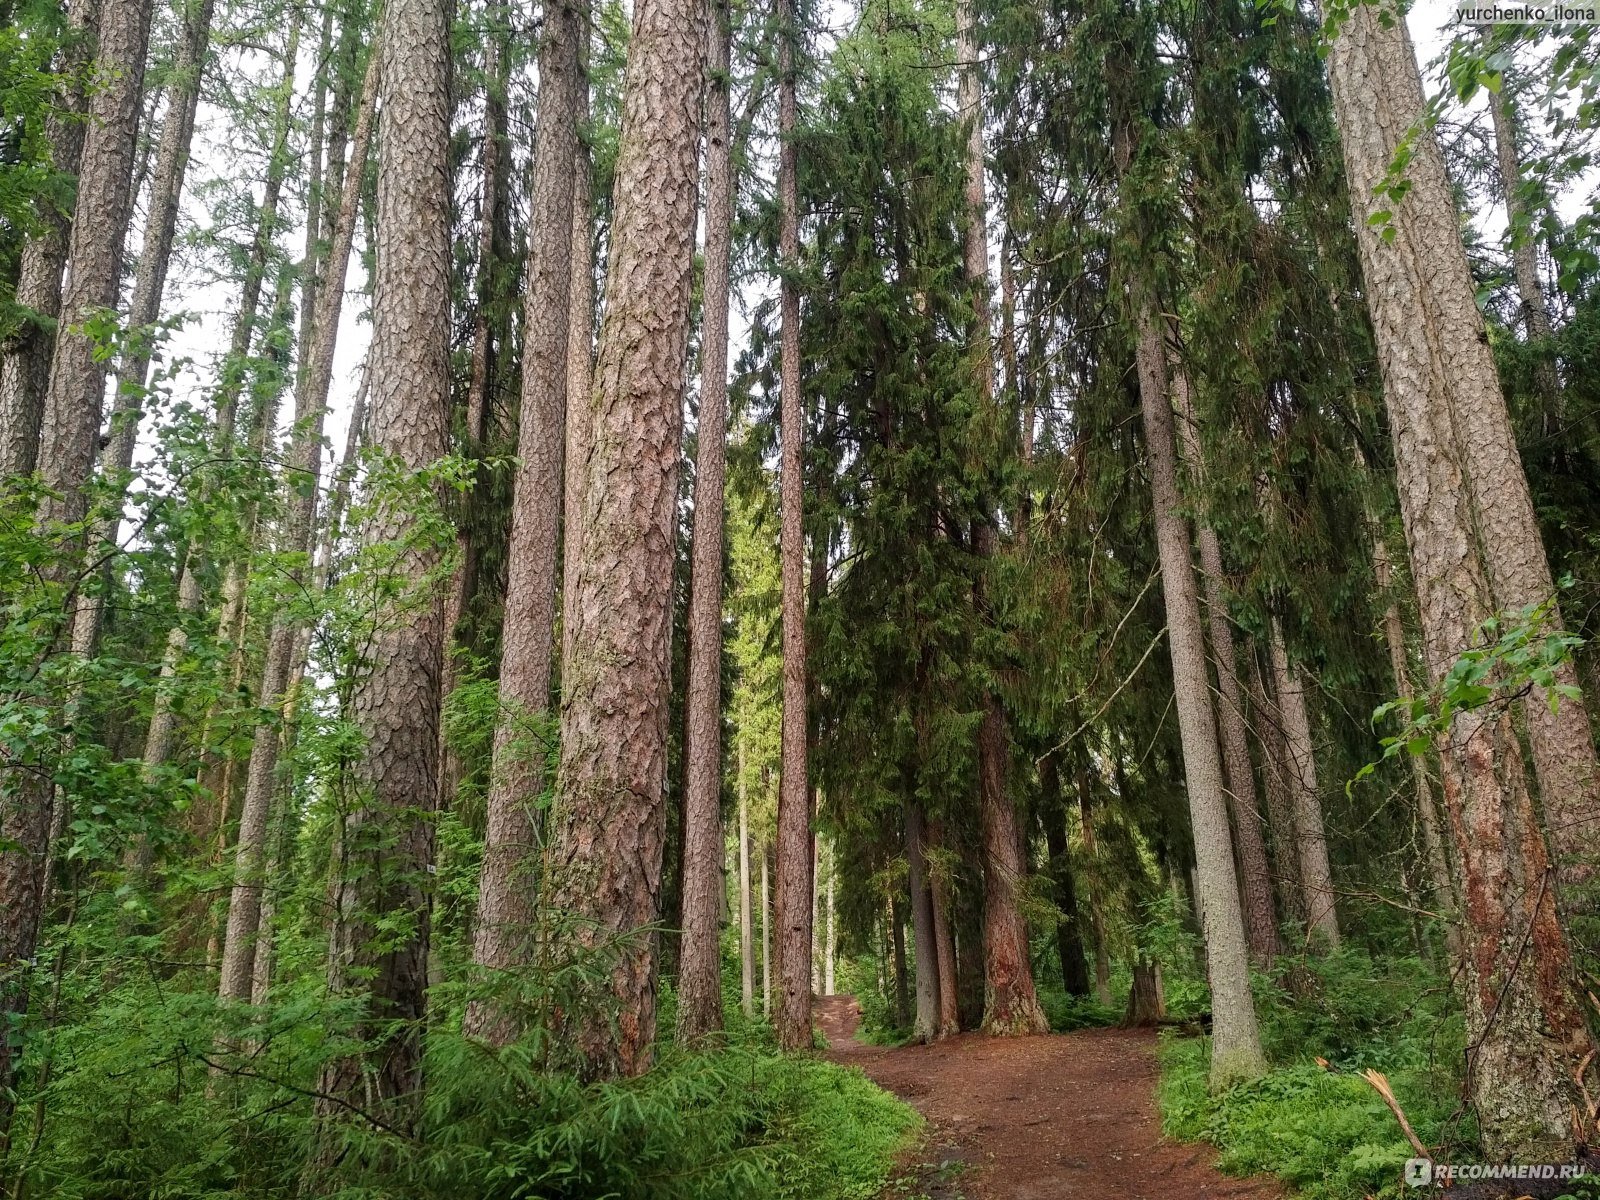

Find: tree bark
[1266,620,1338,948]
[313,0,450,1128]
[1328,0,1600,900]
[773,0,813,1053]
[1325,0,1597,1156]
[761,838,772,1015]
[1076,762,1113,1005]
[676,0,736,1043]
[217,54,378,1006]
[890,894,910,1026]
[905,801,942,1043]
[1245,642,1304,930]
[0,0,154,1124]
[464,0,587,1046]
[929,851,960,1038]
[1170,364,1278,963]
[561,100,595,677]
[1489,79,1559,412]
[1130,284,1264,1086]
[542,0,706,1077]
[0,0,100,479]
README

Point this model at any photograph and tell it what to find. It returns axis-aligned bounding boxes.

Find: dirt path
[816,995,1283,1200]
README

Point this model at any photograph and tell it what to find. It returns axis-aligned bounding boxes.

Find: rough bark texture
[1266,620,1339,948]
[929,853,961,1038]
[1326,0,1597,1157]
[561,122,595,676]
[313,0,450,1128]
[1132,292,1264,1087]
[1122,958,1165,1027]
[773,0,813,1053]
[217,57,378,1006]
[542,0,705,1078]
[905,802,942,1043]
[1171,366,1278,964]
[675,0,735,1043]
[1041,754,1091,997]
[0,0,99,479]
[761,841,772,1014]
[464,0,586,1046]
[1331,2,1600,898]
[890,894,910,1026]
[0,0,153,1123]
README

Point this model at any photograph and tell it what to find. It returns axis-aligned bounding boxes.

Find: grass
[1157,946,1469,1200]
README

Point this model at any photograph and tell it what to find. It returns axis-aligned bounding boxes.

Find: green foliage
[1160,947,1468,1199]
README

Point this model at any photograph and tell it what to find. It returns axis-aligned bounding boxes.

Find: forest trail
[815,995,1282,1200]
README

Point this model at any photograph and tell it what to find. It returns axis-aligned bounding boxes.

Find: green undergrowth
[1158,946,1469,1200]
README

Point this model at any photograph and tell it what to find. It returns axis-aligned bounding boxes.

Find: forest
[2,0,1600,1191]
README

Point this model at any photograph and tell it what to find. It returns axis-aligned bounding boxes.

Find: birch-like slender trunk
[905,801,942,1043]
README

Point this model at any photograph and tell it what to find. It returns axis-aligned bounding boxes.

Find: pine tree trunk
[1171,365,1278,963]
[0,0,100,479]
[217,55,378,1006]
[0,0,154,1124]
[313,0,451,1128]
[464,0,587,1047]
[1130,287,1265,1086]
[542,0,706,1077]
[1328,1,1600,901]
[1325,0,1597,1156]
[1041,753,1091,996]
[1266,620,1338,948]
[561,102,595,676]
[676,0,736,1042]
[761,840,772,1015]
[773,0,813,1053]
[905,801,943,1043]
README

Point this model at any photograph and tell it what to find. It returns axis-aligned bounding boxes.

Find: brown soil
[816,994,1284,1200]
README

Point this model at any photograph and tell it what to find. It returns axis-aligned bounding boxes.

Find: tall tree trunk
[0,0,100,479]
[1325,0,1597,1156]
[1129,284,1264,1086]
[1171,363,1278,963]
[1332,1,1600,899]
[542,0,706,1078]
[1266,619,1338,948]
[773,0,813,1053]
[0,0,155,1128]
[561,88,595,677]
[1041,753,1090,996]
[905,801,942,1043]
[824,844,836,994]
[464,0,586,1046]
[676,0,736,1042]
[217,52,378,1006]
[738,743,755,1018]
[955,0,1044,1039]
[313,0,450,1129]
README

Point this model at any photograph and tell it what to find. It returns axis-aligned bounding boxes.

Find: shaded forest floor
[816,994,1283,1200]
